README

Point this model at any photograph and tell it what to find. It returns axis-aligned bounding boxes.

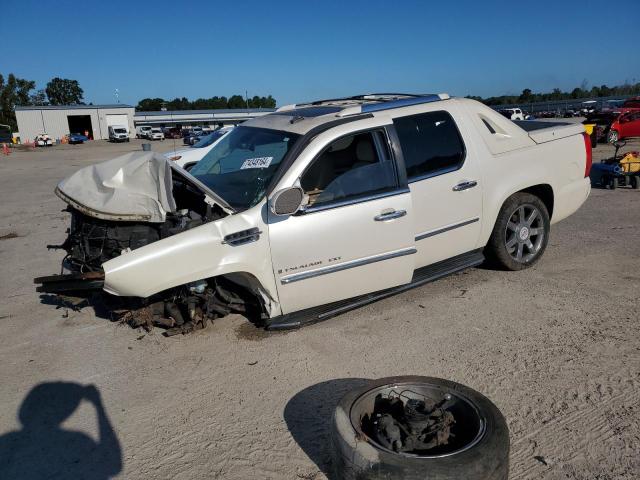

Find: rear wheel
[631,176,640,190]
[486,193,550,271]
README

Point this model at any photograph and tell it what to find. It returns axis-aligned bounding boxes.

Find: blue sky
[4,0,639,106]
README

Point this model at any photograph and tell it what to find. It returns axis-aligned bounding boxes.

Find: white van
[135,126,152,139]
[108,125,130,142]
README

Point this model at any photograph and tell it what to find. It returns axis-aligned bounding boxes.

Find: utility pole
[245,90,249,109]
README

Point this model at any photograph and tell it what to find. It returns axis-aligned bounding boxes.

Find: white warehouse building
[15,105,275,143]
[15,104,135,142]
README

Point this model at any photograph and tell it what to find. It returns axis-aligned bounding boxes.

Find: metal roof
[135,108,275,116]
[15,104,134,111]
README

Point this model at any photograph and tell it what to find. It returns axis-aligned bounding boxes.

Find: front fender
[102,204,279,304]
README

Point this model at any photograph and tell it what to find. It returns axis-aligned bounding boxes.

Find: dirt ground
[0,136,639,479]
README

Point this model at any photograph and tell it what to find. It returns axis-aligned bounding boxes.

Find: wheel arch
[518,183,554,219]
[480,183,555,247]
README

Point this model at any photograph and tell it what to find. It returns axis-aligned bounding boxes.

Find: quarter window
[300,130,397,207]
[393,111,465,180]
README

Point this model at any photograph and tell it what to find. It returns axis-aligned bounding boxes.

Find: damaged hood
[57,151,235,222]
[56,151,178,222]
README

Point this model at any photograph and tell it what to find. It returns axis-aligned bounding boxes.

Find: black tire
[331,376,509,480]
[485,192,550,271]
[631,176,640,190]
[610,177,618,190]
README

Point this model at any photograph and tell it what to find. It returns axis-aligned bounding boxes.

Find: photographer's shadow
[0,382,122,479]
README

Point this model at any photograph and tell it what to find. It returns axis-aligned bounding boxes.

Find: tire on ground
[331,376,509,480]
[485,192,550,271]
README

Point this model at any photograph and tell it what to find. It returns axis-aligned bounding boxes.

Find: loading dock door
[106,114,129,129]
[67,115,93,139]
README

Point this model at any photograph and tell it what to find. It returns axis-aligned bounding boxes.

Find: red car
[619,96,640,114]
[608,111,640,143]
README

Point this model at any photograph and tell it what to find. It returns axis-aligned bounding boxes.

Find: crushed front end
[35,151,270,336]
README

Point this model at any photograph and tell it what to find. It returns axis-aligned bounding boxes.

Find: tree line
[136,95,276,111]
[0,73,84,130]
[466,81,640,106]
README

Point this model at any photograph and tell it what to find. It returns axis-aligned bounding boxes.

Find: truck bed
[514,120,585,144]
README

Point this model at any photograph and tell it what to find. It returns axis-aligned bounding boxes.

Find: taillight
[582,132,592,177]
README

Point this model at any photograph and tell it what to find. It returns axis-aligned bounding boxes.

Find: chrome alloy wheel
[505,204,545,263]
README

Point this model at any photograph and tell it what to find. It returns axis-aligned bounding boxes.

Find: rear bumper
[552,177,590,224]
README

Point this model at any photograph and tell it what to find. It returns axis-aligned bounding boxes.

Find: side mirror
[270,187,305,216]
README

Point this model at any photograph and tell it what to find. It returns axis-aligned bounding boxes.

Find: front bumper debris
[34,271,105,294]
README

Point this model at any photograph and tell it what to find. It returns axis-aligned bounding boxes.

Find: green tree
[0,73,37,130]
[30,89,48,106]
[599,84,611,97]
[227,95,246,109]
[45,78,84,105]
[518,88,533,103]
[136,98,165,111]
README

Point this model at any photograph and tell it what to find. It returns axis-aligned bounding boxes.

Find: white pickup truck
[36,93,591,334]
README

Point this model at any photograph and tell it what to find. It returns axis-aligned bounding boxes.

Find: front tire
[485,192,550,270]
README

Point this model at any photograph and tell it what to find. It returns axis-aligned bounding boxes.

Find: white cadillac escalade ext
[36,93,592,334]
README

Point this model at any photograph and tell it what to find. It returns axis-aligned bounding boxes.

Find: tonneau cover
[56,151,177,222]
[517,121,585,144]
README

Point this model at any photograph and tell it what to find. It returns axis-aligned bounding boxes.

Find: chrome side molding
[280,247,417,285]
[415,218,479,242]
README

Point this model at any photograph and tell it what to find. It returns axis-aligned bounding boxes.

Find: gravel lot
[0,136,639,479]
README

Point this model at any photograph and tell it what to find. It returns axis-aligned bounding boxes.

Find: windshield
[190,126,299,210]
[114,128,126,133]
[192,130,226,148]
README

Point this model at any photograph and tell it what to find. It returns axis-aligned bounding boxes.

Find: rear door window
[393,111,466,181]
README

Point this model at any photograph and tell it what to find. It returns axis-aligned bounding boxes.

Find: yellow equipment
[620,152,640,173]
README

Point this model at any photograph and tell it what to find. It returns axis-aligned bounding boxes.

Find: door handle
[374,210,407,221]
[452,180,478,192]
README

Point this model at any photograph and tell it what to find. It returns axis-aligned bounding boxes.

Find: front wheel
[607,130,619,144]
[485,192,550,271]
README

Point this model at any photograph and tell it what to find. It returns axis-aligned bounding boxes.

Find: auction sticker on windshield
[241,157,273,169]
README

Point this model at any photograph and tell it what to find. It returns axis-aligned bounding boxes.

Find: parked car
[618,96,640,114]
[498,108,525,121]
[148,128,165,141]
[34,133,53,147]
[36,93,591,335]
[608,111,640,143]
[165,127,233,170]
[583,112,618,144]
[183,130,205,145]
[162,127,182,139]
[580,101,597,115]
[135,125,152,139]
[68,133,89,145]
[108,125,130,143]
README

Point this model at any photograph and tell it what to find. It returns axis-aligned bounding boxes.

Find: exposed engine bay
[35,152,269,336]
